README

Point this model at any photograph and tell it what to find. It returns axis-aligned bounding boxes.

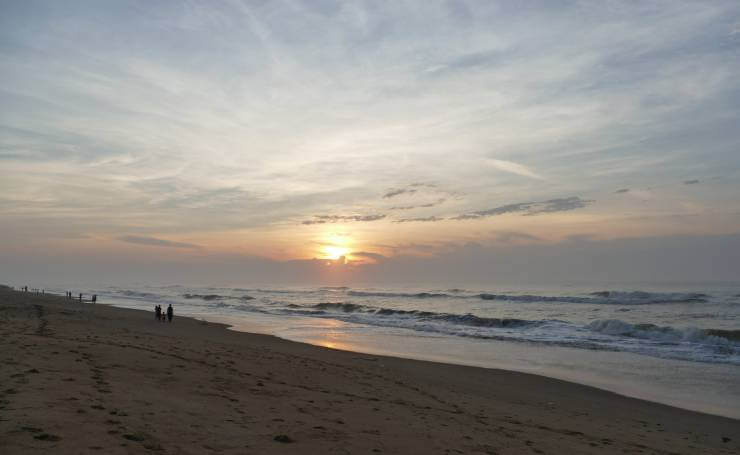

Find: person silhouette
[167,304,173,323]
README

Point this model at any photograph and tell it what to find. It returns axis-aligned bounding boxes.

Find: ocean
[38,281,740,419]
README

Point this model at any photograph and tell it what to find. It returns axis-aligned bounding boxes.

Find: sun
[323,245,349,260]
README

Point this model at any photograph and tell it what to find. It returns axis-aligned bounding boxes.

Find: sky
[1,1,739,285]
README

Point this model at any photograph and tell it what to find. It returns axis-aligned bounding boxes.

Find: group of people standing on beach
[17,286,96,303]
[155,304,174,323]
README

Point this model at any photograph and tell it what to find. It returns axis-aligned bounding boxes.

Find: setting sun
[322,245,349,260]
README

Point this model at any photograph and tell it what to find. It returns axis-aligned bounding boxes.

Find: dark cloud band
[454,197,593,220]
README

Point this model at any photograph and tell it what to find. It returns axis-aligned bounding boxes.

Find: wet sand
[0,286,737,454]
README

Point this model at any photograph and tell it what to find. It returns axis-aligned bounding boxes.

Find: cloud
[118,235,200,249]
[684,179,700,185]
[1,0,739,262]
[383,188,417,198]
[527,197,592,215]
[615,188,630,193]
[454,202,533,219]
[486,159,544,180]
[302,214,386,225]
[454,197,593,219]
[393,216,446,223]
[390,198,446,210]
[351,251,387,262]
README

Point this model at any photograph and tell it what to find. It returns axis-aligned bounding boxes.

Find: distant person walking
[79,293,83,302]
[155,305,161,321]
[167,304,173,323]
[92,294,97,303]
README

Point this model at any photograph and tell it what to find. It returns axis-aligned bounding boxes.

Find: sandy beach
[0,286,737,454]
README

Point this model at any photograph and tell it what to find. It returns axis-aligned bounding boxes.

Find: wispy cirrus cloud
[301,214,386,225]
[1,0,739,269]
[393,216,446,223]
[486,159,544,180]
[383,188,417,199]
[390,198,446,210]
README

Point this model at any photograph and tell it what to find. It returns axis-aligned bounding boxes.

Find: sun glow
[317,231,353,260]
[323,245,349,260]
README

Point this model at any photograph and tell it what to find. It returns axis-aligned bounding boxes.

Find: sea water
[39,281,740,418]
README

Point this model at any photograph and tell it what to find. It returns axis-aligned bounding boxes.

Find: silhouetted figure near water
[155,305,161,321]
[92,294,97,303]
[79,293,83,302]
[167,304,173,323]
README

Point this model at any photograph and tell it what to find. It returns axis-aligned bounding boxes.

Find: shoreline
[1,287,738,454]
[188,311,740,420]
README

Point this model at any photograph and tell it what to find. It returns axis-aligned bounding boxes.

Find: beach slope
[0,287,737,454]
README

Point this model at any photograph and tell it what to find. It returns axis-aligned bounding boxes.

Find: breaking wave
[346,289,709,304]
[480,291,708,304]
[309,302,539,329]
[347,291,454,299]
[183,293,254,301]
[588,291,708,303]
[117,290,164,299]
[587,319,739,346]
[183,293,226,301]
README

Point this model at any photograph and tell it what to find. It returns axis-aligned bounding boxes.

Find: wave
[309,302,539,329]
[182,293,254,301]
[479,291,708,305]
[346,289,710,305]
[299,306,738,363]
[478,293,592,303]
[313,302,365,312]
[588,291,708,303]
[706,329,740,342]
[347,290,454,298]
[183,293,226,301]
[587,319,739,345]
[251,288,325,295]
[117,290,164,299]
